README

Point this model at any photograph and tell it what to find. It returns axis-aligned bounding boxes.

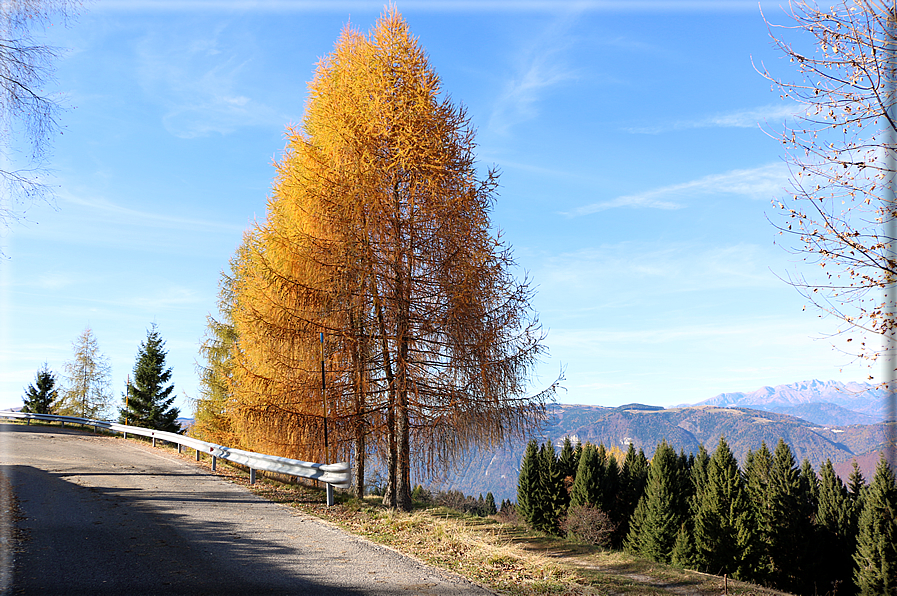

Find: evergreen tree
[690,444,711,506]
[556,436,577,511]
[799,458,819,516]
[853,455,897,596]
[22,363,58,414]
[816,458,857,596]
[601,444,621,519]
[670,444,708,570]
[517,439,540,526]
[742,442,773,584]
[570,443,599,509]
[670,522,696,569]
[849,459,867,504]
[534,441,563,534]
[766,439,812,593]
[485,492,497,515]
[693,438,751,579]
[119,325,180,433]
[797,458,821,592]
[570,443,620,517]
[557,436,578,479]
[624,441,687,564]
[617,444,648,547]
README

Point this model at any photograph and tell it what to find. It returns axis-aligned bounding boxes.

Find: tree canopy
[209,8,555,510]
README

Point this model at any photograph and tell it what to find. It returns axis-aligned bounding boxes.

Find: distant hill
[433,402,896,503]
[687,379,890,425]
[833,448,897,483]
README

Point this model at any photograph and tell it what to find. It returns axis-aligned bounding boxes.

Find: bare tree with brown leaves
[761,0,897,375]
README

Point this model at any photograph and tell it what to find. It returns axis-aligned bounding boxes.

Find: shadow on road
[2,426,373,595]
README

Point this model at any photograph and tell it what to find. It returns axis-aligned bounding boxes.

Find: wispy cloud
[35,273,79,290]
[627,104,800,134]
[537,241,779,306]
[569,162,789,216]
[129,286,201,309]
[488,13,580,135]
[61,192,244,233]
[135,24,287,138]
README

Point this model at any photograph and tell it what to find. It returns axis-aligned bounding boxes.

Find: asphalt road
[0,423,493,596]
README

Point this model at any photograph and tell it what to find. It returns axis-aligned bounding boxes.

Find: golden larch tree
[227,8,556,509]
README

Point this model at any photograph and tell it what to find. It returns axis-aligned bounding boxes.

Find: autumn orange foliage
[212,8,555,510]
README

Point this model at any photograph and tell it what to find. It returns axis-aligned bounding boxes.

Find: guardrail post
[152,436,156,448]
[26,418,30,425]
[123,431,128,439]
[177,444,182,454]
[326,483,334,507]
[250,469,256,485]
[195,449,200,461]
[61,421,64,427]
[212,456,217,471]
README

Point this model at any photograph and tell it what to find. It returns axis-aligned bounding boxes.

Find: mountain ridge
[686,379,889,421]
[434,380,895,503]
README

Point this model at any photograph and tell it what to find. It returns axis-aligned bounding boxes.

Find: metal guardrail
[0,411,350,489]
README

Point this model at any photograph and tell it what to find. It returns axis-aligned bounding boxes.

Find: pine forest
[515,436,897,596]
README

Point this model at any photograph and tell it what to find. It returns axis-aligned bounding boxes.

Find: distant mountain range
[687,379,891,425]
[433,380,896,503]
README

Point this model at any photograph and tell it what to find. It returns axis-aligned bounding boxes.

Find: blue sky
[0,0,866,417]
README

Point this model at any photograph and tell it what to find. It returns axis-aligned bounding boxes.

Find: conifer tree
[194,246,244,447]
[742,442,773,584]
[624,441,687,563]
[535,441,563,534]
[569,443,599,509]
[693,438,751,579]
[853,456,897,596]
[229,8,556,512]
[816,458,857,595]
[601,444,621,519]
[517,439,540,526]
[22,363,58,414]
[849,460,867,504]
[617,444,648,547]
[691,444,711,505]
[120,325,180,433]
[58,326,112,419]
[766,439,812,593]
[485,492,497,515]
[670,523,696,569]
[800,458,819,515]
[797,458,821,591]
[670,445,708,570]
[556,436,577,510]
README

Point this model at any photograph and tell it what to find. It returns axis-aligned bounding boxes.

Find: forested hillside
[512,436,897,596]
[434,404,895,503]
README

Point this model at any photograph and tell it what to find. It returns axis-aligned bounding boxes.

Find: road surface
[0,423,493,595]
